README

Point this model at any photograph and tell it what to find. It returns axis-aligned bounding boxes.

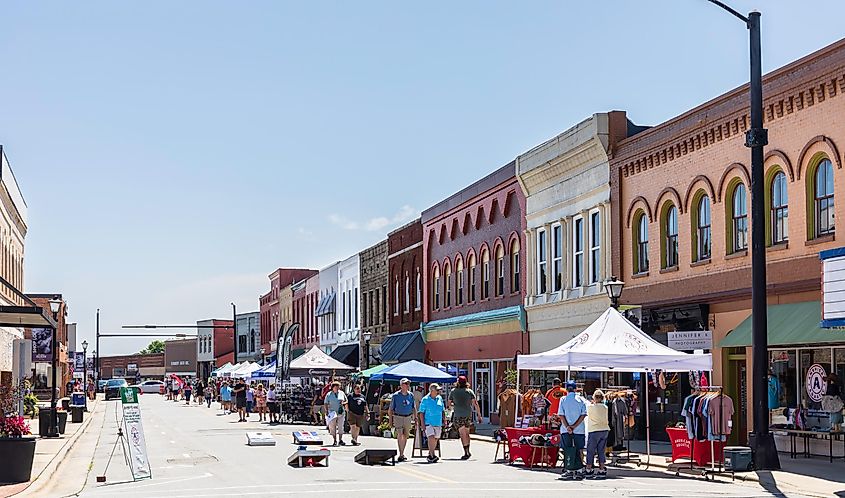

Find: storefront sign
[667,330,712,351]
[120,387,152,480]
[31,328,52,362]
[821,247,845,327]
[127,363,138,374]
[806,363,828,402]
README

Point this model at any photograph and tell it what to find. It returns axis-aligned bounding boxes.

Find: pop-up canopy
[517,307,712,372]
[371,360,456,384]
[288,346,355,376]
[211,362,234,377]
[251,361,277,379]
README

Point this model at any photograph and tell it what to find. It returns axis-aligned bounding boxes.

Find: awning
[0,305,57,328]
[380,329,425,364]
[719,301,845,348]
[330,343,359,368]
[423,305,526,332]
[315,292,336,317]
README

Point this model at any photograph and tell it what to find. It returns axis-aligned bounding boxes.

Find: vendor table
[780,429,845,462]
[504,427,560,468]
[666,427,725,467]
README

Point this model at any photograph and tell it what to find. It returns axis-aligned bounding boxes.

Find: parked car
[133,380,165,394]
[104,379,128,400]
[97,379,109,392]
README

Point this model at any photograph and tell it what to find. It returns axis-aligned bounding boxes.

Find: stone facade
[0,147,27,377]
[388,219,423,334]
[235,311,261,362]
[360,239,388,368]
[336,254,360,346]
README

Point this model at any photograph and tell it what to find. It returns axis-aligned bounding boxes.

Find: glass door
[474,361,491,422]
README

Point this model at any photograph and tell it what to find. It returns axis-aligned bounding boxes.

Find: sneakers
[559,470,574,480]
[460,454,470,460]
[397,455,407,462]
[426,455,439,463]
[351,440,360,446]
[584,469,596,479]
[574,469,586,480]
[338,440,346,446]
[596,469,607,479]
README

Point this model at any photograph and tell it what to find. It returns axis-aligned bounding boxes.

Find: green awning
[719,301,845,348]
[357,364,390,379]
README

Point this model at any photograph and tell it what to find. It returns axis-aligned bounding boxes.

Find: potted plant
[378,416,392,438]
[0,383,37,483]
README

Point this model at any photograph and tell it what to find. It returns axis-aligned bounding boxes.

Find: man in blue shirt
[418,383,446,463]
[389,378,416,462]
[558,380,587,479]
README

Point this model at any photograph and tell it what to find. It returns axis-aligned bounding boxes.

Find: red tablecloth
[666,427,725,467]
[505,427,560,467]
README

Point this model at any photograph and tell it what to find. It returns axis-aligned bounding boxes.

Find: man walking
[389,378,416,462]
[233,378,248,422]
[558,380,587,480]
[324,381,348,446]
[418,383,446,463]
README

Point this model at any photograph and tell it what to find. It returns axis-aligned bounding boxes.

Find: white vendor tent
[516,307,712,465]
[211,362,235,377]
[230,362,261,378]
[288,346,355,376]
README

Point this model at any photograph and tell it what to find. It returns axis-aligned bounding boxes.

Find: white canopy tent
[516,307,713,464]
[229,362,261,378]
[211,362,235,377]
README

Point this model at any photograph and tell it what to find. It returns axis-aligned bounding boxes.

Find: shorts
[268,401,278,413]
[312,405,323,415]
[348,412,365,427]
[424,425,442,438]
[236,398,246,409]
[454,416,473,429]
[393,415,413,436]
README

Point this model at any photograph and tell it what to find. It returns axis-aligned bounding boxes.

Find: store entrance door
[734,359,748,445]
[474,361,491,423]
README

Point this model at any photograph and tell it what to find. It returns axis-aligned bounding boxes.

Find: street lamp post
[260,348,266,366]
[604,277,625,310]
[363,332,372,370]
[95,309,99,388]
[702,1,779,470]
[47,297,62,438]
[231,303,237,364]
[81,340,88,411]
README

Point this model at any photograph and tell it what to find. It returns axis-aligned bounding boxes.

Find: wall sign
[806,363,828,403]
[667,330,712,351]
[821,247,845,327]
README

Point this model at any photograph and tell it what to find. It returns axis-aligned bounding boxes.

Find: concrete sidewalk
[0,398,101,498]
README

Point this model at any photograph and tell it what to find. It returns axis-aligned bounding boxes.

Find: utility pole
[232,303,237,364]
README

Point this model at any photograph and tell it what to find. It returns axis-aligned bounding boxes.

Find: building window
[495,245,505,296]
[771,171,788,245]
[404,274,410,314]
[382,285,387,320]
[456,259,464,305]
[536,228,547,294]
[481,248,490,299]
[635,213,649,274]
[468,254,477,302]
[552,224,563,292]
[394,279,400,316]
[354,287,358,328]
[239,335,248,353]
[589,211,601,284]
[415,270,422,310]
[573,216,584,287]
[815,159,835,237]
[511,239,520,293]
[732,183,748,251]
[695,195,711,261]
[445,262,452,307]
[433,266,441,310]
[662,204,678,268]
[374,287,380,325]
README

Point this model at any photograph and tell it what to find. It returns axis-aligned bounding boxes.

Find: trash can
[38,408,69,436]
[60,398,70,411]
[70,405,84,423]
[71,393,85,406]
[724,446,753,472]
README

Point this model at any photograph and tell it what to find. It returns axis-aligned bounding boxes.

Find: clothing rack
[685,385,732,480]
[605,386,640,467]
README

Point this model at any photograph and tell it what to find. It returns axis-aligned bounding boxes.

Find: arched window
[404,273,410,314]
[468,254,477,302]
[394,279,400,316]
[432,266,441,311]
[456,258,464,305]
[415,270,422,310]
[495,245,505,296]
[815,159,835,237]
[481,248,490,299]
[771,171,788,244]
[444,262,452,308]
[695,195,711,261]
[510,239,520,293]
[662,204,678,268]
[732,183,748,251]
[634,212,649,274]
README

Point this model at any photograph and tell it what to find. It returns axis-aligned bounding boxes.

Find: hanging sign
[805,363,828,403]
[31,328,52,362]
[667,330,712,351]
[120,387,152,480]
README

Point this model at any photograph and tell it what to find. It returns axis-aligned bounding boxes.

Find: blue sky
[2,1,843,354]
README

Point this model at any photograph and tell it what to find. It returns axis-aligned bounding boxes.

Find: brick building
[99,353,164,380]
[259,268,318,356]
[291,273,320,358]
[359,239,388,369]
[610,37,845,445]
[26,294,70,393]
[383,219,425,364]
[164,338,197,378]
[196,318,233,379]
[421,162,527,422]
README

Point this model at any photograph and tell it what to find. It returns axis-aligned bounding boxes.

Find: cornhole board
[293,431,324,445]
[246,432,276,446]
[412,425,441,458]
[288,448,330,467]
[355,449,397,466]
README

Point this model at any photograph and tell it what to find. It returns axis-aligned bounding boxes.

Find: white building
[517,112,634,353]
[0,146,27,376]
[336,254,360,347]
[316,262,339,354]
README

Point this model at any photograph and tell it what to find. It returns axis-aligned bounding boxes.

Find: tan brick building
[610,38,845,446]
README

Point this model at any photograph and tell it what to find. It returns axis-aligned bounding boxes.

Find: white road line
[169,440,176,444]
[182,453,190,458]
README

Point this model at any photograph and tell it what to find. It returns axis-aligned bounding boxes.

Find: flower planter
[0,437,36,483]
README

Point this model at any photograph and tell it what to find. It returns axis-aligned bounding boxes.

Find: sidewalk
[469,430,845,497]
[0,398,101,498]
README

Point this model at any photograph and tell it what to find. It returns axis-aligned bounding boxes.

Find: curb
[12,399,100,497]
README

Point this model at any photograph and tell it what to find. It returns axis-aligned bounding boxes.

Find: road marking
[391,465,455,483]
[169,440,176,444]
[182,453,190,458]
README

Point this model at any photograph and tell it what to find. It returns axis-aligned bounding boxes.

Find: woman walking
[255,384,268,422]
[204,382,214,408]
[584,389,610,479]
[220,381,232,413]
[447,375,481,460]
[324,381,348,446]
[183,379,193,405]
[347,384,369,446]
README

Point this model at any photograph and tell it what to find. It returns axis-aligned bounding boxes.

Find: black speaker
[355,449,397,466]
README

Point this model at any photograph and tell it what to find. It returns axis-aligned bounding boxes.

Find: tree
[139,340,165,355]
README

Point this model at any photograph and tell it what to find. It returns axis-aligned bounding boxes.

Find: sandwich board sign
[120,387,152,480]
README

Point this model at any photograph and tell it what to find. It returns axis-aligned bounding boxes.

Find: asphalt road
[54,394,807,497]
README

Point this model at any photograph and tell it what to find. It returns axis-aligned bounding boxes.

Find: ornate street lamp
[604,277,625,310]
[47,297,61,438]
[81,340,88,411]
[363,331,372,370]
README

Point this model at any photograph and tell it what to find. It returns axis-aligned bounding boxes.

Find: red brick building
[421,162,527,422]
[259,268,318,355]
[291,273,319,357]
[381,219,425,364]
[26,294,69,393]
[99,353,164,380]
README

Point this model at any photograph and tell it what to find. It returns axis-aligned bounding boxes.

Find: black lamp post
[260,347,266,366]
[81,340,88,411]
[231,302,237,364]
[47,297,61,438]
[604,277,625,310]
[363,331,372,370]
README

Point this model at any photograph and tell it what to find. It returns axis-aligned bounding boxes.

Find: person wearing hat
[558,380,587,480]
[448,375,481,460]
[389,378,416,462]
[418,383,446,463]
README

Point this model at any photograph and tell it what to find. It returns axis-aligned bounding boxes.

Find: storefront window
[769,349,797,411]
[799,348,831,411]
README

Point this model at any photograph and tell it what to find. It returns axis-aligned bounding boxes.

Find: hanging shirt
[707,395,735,437]
[768,376,780,409]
